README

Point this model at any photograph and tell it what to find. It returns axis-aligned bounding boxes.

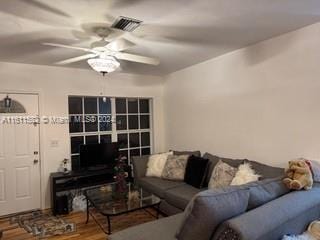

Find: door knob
[34,159,39,164]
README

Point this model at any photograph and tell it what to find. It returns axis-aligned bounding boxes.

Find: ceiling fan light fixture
[87,56,120,75]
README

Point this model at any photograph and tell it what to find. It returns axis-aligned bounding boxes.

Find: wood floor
[0,209,160,240]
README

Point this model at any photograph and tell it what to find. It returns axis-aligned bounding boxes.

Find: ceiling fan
[42,21,160,75]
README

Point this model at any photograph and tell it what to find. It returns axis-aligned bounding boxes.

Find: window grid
[69,96,152,169]
[116,98,152,165]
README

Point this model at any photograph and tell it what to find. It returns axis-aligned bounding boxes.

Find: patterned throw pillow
[146,151,173,177]
[208,160,237,189]
[162,155,189,181]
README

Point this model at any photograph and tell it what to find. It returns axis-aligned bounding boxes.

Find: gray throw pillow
[245,177,290,210]
[162,155,189,181]
[176,188,250,240]
[208,160,237,189]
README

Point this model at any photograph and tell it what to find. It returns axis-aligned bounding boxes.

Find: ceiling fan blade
[105,38,135,52]
[43,43,96,53]
[104,30,125,42]
[71,30,92,40]
[22,0,71,18]
[115,52,159,65]
[56,53,98,65]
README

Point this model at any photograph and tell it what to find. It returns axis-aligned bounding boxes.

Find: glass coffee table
[84,182,161,234]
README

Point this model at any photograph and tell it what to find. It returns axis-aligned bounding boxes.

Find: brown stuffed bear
[283,158,313,190]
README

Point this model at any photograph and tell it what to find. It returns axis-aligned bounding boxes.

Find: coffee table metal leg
[86,198,89,224]
[156,203,160,219]
[107,216,112,234]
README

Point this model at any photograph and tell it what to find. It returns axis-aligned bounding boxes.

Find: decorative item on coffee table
[84,182,161,234]
[113,156,129,200]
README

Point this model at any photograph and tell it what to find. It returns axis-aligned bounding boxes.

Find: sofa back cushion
[246,160,284,179]
[176,188,250,240]
[246,177,290,210]
[174,150,201,157]
[132,155,150,180]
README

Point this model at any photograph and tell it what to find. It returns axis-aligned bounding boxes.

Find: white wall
[164,22,320,168]
[0,62,165,208]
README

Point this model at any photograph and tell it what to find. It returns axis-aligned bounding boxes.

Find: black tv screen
[79,142,119,169]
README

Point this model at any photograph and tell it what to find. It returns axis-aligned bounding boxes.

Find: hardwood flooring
[0,209,160,240]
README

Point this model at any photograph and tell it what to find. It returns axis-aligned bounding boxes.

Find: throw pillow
[176,188,250,240]
[230,163,261,186]
[208,160,238,189]
[162,155,189,181]
[184,155,209,188]
[203,153,245,186]
[145,151,173,177]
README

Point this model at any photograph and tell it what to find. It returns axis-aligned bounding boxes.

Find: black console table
[50,169,114,215]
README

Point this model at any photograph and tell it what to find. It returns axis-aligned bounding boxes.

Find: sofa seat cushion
[160,200,184,216]
[164,184,203,210]
[138,177,186,198]
[109,213,184,240]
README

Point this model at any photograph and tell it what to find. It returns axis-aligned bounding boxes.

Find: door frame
[0,90,43,210]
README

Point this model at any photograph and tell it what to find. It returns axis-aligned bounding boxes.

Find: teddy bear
[282,158,313,190]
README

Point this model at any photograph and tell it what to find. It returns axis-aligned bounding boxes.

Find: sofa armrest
[132,155,149,182]
[213,186,320,240]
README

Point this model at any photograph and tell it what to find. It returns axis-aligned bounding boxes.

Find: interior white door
[0,93,40,216]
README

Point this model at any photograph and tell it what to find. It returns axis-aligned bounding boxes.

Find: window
[68,96,152,170]
[115,98,152,161]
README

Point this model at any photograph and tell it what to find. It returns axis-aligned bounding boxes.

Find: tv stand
[87,165,108,171]
[50,169,114,215]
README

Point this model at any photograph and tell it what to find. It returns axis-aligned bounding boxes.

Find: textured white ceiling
[0,0,319,76]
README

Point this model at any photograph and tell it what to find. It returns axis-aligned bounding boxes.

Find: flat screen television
[79,142,119,170]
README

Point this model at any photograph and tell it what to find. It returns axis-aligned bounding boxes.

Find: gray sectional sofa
[132,151,284,215]
[110,152,320,240]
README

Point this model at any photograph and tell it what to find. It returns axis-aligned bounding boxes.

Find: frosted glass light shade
[87,56,120,74]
